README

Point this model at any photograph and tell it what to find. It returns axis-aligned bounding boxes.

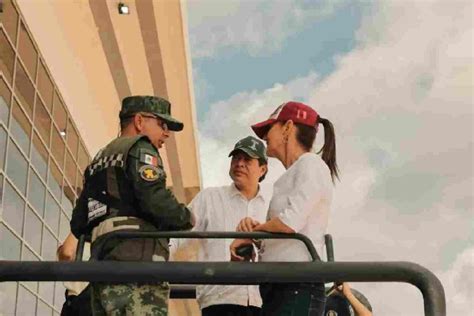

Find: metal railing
[0,231,446,316]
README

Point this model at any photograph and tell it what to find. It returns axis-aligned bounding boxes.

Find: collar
[229,183,265,201]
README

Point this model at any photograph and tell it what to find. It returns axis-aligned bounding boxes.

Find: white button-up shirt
[260,153,333,262]
[170,184,269,309]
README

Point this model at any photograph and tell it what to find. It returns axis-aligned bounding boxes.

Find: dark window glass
[54,282,66,311]
[28,168,46,215]
[0,281,17,315]
[17,285,37,316]
[2,180,25,234]
[53,92,67,132]
[0,29,15,85]
[66,119,79,156]
[0,223,21,260]
[0,127,7,169]
[0,77,11,125]
[22,246,39,292]
[48,160,62,201]
[37,300,53,316]
[44,193,60,235]
[34,95,51,146]
[39,281,55,306]
[31,132,49,180]
[6,139,28,195]
[18,21,38,82]
[64,151,76,190]
[1,0,19,45]
[41,225,57,261]
[37,60,53,110]
[51,126,65,170]
[14,61,35,117]
[24,206,43,253]
[11,98,32,154]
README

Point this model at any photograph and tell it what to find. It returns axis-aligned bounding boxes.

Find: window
[18,21,38,82]
[54,282,66,311]
[17,286,37,316]
[48,160,62,201]
[51,126,65,170]
[11,98,32,154]
[37,300,53,316]
[41,225,57,261]
[62,183,75,218]
[24,206,43,254]
[59,211,69,242]
[0,281,17,315]
[0,29,15,85]
[64,150,76,191]
[28,169,46,218]
[31,132,48,180]
[6,139,28,195]
[78,142,89,173]
[0,77,11,125]
[39,281,55,306]
[22,246,39,292]
[0,223,21,260]
[1,0,19,45]
[34,95,51,145]
[37,60,53,110]
[14,61,35,117]
[66,119,79,156]
[52,91,67,132]
[44,193,60,235]
[0,127,7,169]
[2,181,25,234]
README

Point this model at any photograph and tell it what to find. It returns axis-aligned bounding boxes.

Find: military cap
[228,136,267,164]
[119,95,184,131]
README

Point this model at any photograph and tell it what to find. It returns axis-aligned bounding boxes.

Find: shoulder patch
[139,165,164,182]
[139,153,161,167]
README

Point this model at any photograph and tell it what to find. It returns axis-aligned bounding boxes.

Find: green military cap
[119,95,184,131]
[228,136,267,164]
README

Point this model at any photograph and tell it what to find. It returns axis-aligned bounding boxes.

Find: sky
[185,0,473,315]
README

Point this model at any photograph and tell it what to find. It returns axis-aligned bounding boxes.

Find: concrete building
[0,0,201,314]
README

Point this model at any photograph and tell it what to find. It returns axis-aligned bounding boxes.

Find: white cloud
[186,0,348,58]
[195,0,473,314]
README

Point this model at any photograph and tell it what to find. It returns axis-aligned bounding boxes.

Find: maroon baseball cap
[251,101,319,139]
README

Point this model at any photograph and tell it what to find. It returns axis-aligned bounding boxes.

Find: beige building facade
[0,0,201,314]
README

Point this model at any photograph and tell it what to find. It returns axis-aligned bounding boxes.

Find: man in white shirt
[170,136,269,316]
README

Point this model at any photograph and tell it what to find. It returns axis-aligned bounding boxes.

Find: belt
[91,216,148,243]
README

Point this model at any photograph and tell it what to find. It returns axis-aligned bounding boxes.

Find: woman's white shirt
[260,152,333,262]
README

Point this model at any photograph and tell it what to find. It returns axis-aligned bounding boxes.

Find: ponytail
[317,118,339,182]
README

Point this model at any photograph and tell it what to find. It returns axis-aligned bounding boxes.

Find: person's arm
[127,139,194,231]
[338,283,372,316]
[57,233,78,261]
[70,190,89,239]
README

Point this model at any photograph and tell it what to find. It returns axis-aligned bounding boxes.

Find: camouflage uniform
[71,96,193,316]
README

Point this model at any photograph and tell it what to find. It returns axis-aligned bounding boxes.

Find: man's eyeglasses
[141,114,168,131]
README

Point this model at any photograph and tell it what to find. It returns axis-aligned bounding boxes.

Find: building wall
[0,0,201,314]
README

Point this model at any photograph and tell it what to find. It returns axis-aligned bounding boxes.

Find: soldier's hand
[236,217,260,232]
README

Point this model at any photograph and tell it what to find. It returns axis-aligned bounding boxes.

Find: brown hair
[295,118,339,182]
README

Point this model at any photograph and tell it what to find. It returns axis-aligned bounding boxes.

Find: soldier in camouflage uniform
[70,95,194,315]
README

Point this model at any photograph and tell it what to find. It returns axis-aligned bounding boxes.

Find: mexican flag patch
[140,153,158,167]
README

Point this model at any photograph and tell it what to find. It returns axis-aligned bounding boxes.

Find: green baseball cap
[119,95,184,131]
[228,136,267,164]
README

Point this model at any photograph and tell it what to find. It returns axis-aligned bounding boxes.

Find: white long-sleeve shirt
[260,152,333,262]
[170,184,269,309]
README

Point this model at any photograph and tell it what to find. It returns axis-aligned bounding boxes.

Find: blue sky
[186,1,473,315]
[192,2,366,119]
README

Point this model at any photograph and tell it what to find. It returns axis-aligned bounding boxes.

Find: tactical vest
[82,135,145,233]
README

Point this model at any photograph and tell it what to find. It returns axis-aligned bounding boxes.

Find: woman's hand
[236,217,260,232]
[230,238,254,261]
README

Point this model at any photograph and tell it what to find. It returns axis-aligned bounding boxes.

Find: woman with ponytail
[230,101,338,316]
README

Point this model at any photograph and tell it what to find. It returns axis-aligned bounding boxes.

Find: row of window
[1,1,92,314]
